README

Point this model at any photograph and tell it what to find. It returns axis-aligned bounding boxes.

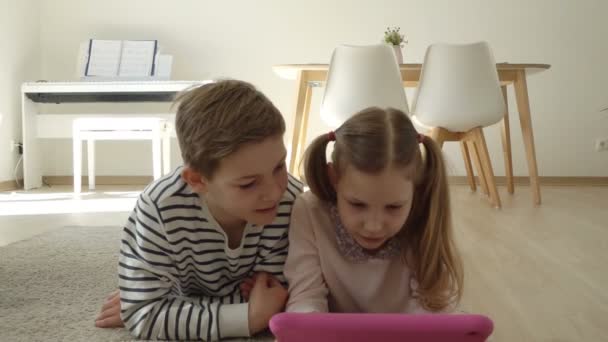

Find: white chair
[320,44,409,128]
[72,117,171,194]
[412,42,506,208]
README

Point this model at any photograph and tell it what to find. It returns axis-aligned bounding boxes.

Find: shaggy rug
[0,226,271,341]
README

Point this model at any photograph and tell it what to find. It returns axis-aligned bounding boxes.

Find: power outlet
[9,140,22,154]
[596,138,608,152]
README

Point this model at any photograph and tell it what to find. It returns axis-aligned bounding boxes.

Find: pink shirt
[285,191,429,313]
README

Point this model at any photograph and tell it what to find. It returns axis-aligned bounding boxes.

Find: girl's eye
[386,205,403,210]
[349,201,366,208]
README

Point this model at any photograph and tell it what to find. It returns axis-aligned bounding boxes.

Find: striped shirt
[118,167,303,341]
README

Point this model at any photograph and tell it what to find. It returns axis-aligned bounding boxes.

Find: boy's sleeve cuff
[218,302,251,338]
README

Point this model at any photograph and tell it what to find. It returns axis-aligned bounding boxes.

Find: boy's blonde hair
[304,107,463,312]
[175,80,285,178]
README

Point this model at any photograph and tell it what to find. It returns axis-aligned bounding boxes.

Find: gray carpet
[0,226,271,342]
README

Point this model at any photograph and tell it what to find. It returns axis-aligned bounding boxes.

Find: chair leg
[162,133,171,175]
[460,141,476,192]
[501,85,514,194]
[152,127,162,180]
[471,128,501,208]
[73,129,82,194]
[429,127,447,148]
[87,139,96,191]
[467,140,489,195]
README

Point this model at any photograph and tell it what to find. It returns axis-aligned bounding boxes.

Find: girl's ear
[327,162,338,188]
[181,166,209,194]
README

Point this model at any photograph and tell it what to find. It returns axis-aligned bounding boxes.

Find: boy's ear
[327,162,338,188]
[181,166,209,193]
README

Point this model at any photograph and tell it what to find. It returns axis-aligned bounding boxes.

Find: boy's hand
[247,272,288,335]
[95,290,125,328]
[239,274,257,300]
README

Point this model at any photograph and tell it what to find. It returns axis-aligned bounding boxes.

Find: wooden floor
[453,185,608,341]
[1,184,607,341]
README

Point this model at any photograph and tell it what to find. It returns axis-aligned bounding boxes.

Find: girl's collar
[328,203,402,263]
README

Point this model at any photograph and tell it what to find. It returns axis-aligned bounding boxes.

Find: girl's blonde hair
[304,107,463,311]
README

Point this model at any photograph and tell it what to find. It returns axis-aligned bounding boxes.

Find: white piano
[21,80,210,190]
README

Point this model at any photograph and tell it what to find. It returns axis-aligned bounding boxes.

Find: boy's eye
[274,162,286,172]
[348,201,366,208]
[238,181,256,189]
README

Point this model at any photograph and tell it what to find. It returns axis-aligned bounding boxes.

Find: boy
[95,80,302,340]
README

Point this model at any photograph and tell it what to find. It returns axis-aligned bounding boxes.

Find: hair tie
[417,133,425,144]
[327,131,336,142]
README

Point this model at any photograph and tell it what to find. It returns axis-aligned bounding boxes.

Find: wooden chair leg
[460,141,476,192]
[429,127,447,148]
[501,86,514,194]
[467,140,489,195]
[472,128,501,208]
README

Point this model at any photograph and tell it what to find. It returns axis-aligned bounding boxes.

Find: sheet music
[86,40,122,77]
[118,40,157,77]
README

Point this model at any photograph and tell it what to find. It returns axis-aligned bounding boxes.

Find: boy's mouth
[255,205,277,213]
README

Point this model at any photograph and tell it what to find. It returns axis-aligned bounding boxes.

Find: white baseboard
[3,175,607,192]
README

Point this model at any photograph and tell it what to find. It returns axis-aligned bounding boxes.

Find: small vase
[392,45,403,65]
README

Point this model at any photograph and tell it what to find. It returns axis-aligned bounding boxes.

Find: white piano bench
[72,117,171,194]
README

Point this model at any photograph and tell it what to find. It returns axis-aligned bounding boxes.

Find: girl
[284,107,463,313]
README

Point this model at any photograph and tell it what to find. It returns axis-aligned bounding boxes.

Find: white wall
[33,0,608,177]
[0,0,40,182]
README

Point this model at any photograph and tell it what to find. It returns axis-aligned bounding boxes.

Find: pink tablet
[270,313,493,342]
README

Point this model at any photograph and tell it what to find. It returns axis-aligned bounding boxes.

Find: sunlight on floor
[0,191,139,216]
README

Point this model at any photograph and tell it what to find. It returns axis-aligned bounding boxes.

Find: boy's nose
[262,179,282,202]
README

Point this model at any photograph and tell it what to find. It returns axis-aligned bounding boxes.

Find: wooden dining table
[273,63,550,205]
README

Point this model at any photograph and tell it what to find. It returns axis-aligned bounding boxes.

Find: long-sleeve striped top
[118,167,303,341]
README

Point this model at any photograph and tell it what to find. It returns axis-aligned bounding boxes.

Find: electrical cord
[14,155,23,189]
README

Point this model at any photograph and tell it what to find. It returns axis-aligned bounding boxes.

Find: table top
[273,63,551,80]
